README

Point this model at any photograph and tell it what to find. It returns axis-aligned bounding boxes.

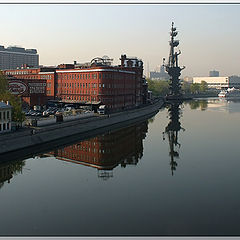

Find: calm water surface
[0,98,240,236]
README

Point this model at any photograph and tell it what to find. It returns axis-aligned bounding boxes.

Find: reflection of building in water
[46,122,148,179]
[188,98,240,113]
[0,160,25,189]
[163,102,185,175]
[203,98,240,114]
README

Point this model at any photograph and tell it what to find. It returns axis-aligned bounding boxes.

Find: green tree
[199,81,208,92]
[0,71,8,94]
[147,79,169,96]
[181,81,191,94]
[0,72,25,123]
[190,83,200,94]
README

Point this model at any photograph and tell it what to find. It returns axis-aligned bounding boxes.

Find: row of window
[0,111,10,121]
[5,71,134,82]
[0,122,10,131]
[58,82,134,89]
[5,70,31,75]
[58,73,97,80]
[60,90,97,95]
[62,95,98,101]
[40,75,52,80]
[58,72,134,81]
[59,152,99,162]
[60,82,98,88]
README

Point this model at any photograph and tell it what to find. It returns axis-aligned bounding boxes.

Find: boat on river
[218,87,240,99]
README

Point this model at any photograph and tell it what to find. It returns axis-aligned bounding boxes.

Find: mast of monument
[164,22,185,100]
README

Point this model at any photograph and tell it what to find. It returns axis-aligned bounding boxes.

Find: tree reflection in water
[189,99,208,111]
[0,160,25,189]
[163,101,185,175]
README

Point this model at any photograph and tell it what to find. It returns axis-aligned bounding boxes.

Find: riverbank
[0,99,164,158]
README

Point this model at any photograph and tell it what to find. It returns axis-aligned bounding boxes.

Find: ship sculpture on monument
[164,22,186,101]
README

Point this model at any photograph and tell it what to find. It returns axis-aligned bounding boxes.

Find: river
[0,98,240,236]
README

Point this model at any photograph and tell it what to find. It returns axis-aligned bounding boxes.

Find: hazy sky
[1,4,240,77]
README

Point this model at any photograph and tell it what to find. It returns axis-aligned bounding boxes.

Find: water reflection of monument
[163,102,185,175]
[45,122,148,180]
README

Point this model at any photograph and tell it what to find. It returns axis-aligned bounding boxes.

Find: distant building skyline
[150,64,169,80]
[0,4,239,77]
[0,45,39,70]
[209,70,220,77]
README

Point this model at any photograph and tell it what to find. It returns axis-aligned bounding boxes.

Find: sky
[0,3,240,77]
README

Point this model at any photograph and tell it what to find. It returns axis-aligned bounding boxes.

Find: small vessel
[218,87,240,99]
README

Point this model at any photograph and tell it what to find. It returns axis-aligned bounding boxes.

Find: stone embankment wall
[36,112,94,127]
[0,100,164,155]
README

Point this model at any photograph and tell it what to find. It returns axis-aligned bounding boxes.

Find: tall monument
[164,22,185,100]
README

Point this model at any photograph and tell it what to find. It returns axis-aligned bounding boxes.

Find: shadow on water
[163,101,185,175]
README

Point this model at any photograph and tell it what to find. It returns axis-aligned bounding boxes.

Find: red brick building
[55,55,148,110]
[4,66,56,101]
[3,55,148,110]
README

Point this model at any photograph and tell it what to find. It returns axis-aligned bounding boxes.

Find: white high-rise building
[0,45,39,70]
[193,76,240,89]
